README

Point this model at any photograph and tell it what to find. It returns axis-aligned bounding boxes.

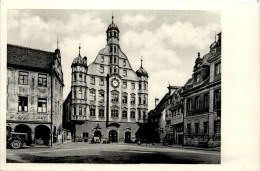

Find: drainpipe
[50,55,54,146]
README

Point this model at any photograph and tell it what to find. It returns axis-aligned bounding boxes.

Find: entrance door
[125,132,131,143]
[109,130,118,142]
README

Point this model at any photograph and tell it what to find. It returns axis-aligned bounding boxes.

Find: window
[79,74,82,81]
[90,108,95,116]
[195,96,200,110]
[38,74,47,86]
[122,111,127,118]
[123,70,127,77]
[122,94,128,104]
[100,66,104,73]
[91,77,95,84]
[84,89,87,100]
[143,96,146,105]
[130,111,135,118]
[130,96,135,105]
[73,107,76,115]
[110,46,112,52]
[138,109,141,119]
[204,93,209,109]
[114,57,117,63]
[195,74,200,83]
[99,92,104,102]
[18,96,28,112]
[144,83,147,90]
[101,56,104,63]
[143,111,146,119]
[214,120,221,133]
[79,89,82,99]
[83,132,89,138]
[84,108,86,115]
[203,122,208,134]
[74,74,76,81]
[79,107,82,115]
[19,71,28,85]
[187,124,191,134]
[114,67,117,73]
[131,82,135,90]
[123,60,126,66]
[114,46,117,53]
[111,94,119,102]
[109,56,112,63]
[84,75,86,82]
[90,91,96,101]
[100,78,104,86]
[214,89,221,106]
[187,99,192,111]
[74,90,77,99]
[195,123,199,134]
[139,82,142,90]
[138,96,141,105]
[215,62,221,75]
[38,98,47,113]
[111,109,118,117]
[122,82,127,89]
[99,109,104,117]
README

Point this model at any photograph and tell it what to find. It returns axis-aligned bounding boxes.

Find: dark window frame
[18,96,28,112]
[38,73,47,86]
[18,71,28,85]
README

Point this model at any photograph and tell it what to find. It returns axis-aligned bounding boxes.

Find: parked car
[7,131,28,149]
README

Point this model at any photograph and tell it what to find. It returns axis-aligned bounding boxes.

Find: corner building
[64,17,149,143]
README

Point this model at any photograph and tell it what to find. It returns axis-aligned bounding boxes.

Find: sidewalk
[121,142,221,152]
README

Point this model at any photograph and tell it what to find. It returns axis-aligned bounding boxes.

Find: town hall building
[63,16,149,143]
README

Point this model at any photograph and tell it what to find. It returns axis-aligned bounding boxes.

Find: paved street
[7,143,220,164]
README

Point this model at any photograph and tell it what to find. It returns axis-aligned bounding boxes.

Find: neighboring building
[165,87,184,145]
[181,33,221,147]
[148,86,178,143]
[6,44,64,145]
[63,16,149,143]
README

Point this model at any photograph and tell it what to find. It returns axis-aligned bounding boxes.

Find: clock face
[111,78,119,88]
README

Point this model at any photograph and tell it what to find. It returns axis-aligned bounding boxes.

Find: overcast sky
[7,10,221,110]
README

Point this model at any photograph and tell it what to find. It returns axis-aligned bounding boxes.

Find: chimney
[155,98,159,107]
[168,85,180,94]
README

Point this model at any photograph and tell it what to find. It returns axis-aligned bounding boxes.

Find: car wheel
[10,139,22,149]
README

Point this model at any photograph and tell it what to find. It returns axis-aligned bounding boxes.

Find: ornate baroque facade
[63,17,149,143]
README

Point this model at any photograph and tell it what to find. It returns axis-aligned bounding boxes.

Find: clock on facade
[111,78,119,88]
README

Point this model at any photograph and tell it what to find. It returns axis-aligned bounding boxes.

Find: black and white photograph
[0,1,259,171]
[5,9,221,164]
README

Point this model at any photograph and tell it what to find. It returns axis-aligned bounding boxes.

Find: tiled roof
[7,44,54,71]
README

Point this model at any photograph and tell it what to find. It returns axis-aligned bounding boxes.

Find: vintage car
[7,131,28,149]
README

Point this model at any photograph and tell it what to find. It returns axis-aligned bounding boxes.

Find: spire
[112,12,114,24]
[141,56,143,68]
[78,43,81,57]
[57,37,59,49]
[214,31,216,42]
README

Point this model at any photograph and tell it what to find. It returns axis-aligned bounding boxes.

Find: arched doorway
[94,131,101,138]
[125,132,131,143]
[109,130,118,142]
[14,124,32,145]
[35,125,50,145]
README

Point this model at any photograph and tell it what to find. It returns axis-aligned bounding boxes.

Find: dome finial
[141,56,143,68]
[112,12,114,24]
[79,43,81,57]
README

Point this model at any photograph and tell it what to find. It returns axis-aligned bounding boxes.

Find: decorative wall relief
[19,87,28,94]
[38,88,47,94]
[18,114,28,120]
